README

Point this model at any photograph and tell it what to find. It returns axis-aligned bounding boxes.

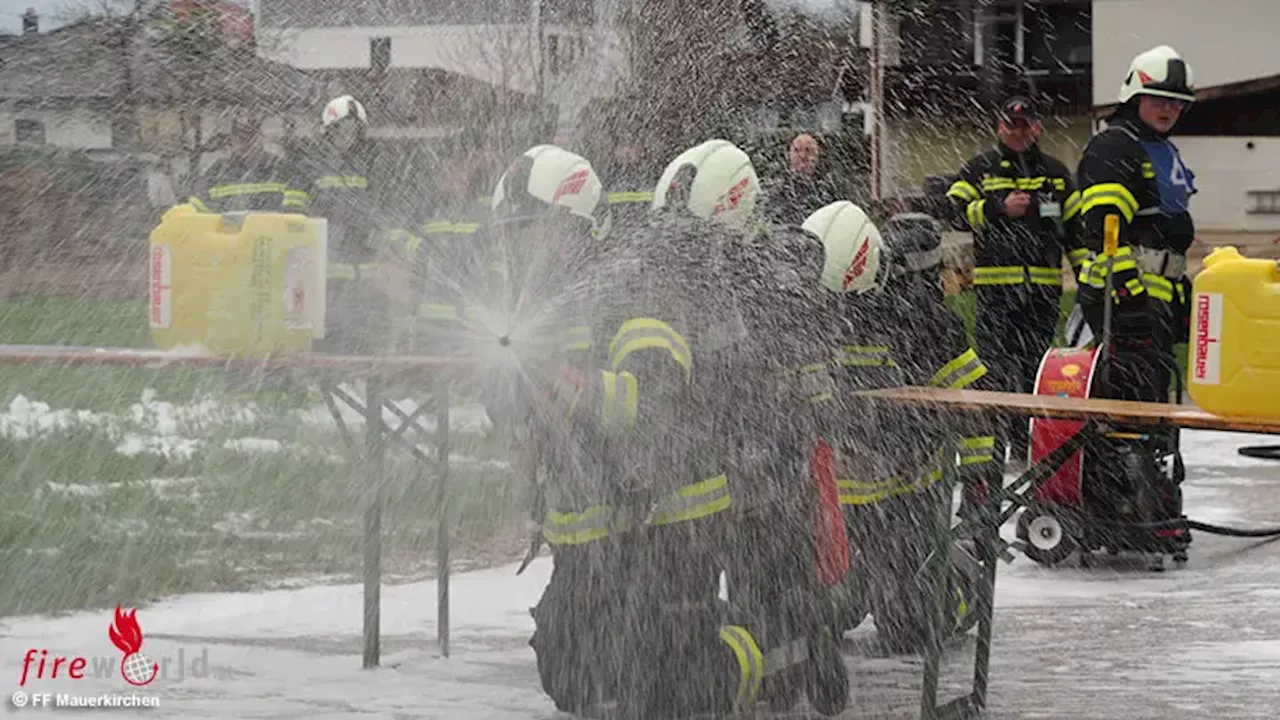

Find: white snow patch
[44,477,199,498]
[221,437,285,454]
[1181,429,1280,469]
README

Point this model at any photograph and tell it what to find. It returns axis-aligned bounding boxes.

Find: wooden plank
[0,344,472,373]
[856,387,1280,435]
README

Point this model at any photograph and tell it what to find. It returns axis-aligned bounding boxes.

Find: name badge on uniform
[1039,200,1062,219]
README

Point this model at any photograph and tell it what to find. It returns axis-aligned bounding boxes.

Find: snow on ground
[1,430,1278,719]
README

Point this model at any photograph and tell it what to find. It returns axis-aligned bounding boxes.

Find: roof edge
[1092,72,1280,118]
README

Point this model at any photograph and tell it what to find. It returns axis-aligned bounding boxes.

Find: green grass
[0,296,524,618]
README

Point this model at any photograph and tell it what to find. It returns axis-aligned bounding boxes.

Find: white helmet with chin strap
[322,95,368,128]
[652,139,760,231]
[1118,45,1195,104]
[491,144,610,237]
[802,200,886,294]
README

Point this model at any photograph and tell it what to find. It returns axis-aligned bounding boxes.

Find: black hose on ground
[1094,516,1280,538]
[1238,445,1280,462]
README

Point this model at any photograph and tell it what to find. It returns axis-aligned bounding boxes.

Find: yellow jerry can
[1187,246,1280,419]
[149,205,328,356]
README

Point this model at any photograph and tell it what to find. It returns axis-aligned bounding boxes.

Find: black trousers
[973,284,1061,461]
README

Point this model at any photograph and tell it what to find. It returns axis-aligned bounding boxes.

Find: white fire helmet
[802,200,885,294]
[322,95,368,128]
[652,139,760,231]
[1118,45,1195,105]
[490,144,609,235]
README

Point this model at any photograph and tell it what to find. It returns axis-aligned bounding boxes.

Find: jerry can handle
[218,212,248,232]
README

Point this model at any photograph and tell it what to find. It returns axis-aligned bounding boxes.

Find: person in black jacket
[188,111,290,213]
[946,96,1080,468]
[293,95,386,355]
[1065,45,1198,569]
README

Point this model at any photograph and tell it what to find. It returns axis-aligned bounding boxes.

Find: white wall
[0,109,112,149]
[1093,0,1280,105]
[1177,136,1280,232]
[258,23,629,128]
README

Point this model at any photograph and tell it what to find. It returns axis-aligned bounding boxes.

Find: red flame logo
[109,606,144,654]
[109,605,160,686]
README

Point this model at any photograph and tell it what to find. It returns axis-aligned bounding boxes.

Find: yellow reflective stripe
[955,586,970,628]
[560,325,592,352]
[1028,266,1063,286]
[837,345,897,367]
[600,370,638,432]
[543,505,615,545]
[282,189,311,208]
[718,626,764,712]
[420,220,454,235]
[187,196,212,213]
[795,362,836,405]
[929,348,987,390]
[1063,190,1082,220]
[972,265,1026,285]
[838,467,943,505]
[1079,183,1138,222]
[609,317,693,380]
[1067,247,1091,269]
[417,303,460,321]
[946,180,980,202]
[208,181,286,198]
[981,177,1017,191]
[315,174,369,189]
[327,263,356,280]
[965,199,988,230]
[1141,162,1156,179]
[652,474,731,525]
[453,222,481,235]
[607,190,655,204]
[1141,273,1174,302]
[957,435,996,465]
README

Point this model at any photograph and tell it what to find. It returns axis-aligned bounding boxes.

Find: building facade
[1093,0,1280,232]
[254,0,631,134]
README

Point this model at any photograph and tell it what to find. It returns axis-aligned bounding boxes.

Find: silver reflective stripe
[762,638,809,676]
[1135,246,1187,278]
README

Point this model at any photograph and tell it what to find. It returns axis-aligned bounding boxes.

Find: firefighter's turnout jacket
[947,143,1084,286]
[188,152,292,214]
[292,146,381,286]
[544,209,733,547]
[1069,109,1196,313]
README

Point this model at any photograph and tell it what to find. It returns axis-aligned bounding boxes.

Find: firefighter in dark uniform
[479,145,615,714]
[1065,45,1198,569]
[603,140,655,230]
[947,96,1080,468]
[292,94,386,355]
[804,202,998,652]
[188,112,290,213]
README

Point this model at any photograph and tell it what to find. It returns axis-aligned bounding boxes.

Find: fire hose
[1096,517,1280,538]
[1238,445,1280,462]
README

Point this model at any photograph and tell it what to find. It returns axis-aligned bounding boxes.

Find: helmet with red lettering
[802,200,886,294]
[491,144,610,237]
[652,139,760,231]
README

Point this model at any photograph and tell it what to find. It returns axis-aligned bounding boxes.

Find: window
[545,33,586,76]
[14,119,45,145]
[370,37,391,73]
